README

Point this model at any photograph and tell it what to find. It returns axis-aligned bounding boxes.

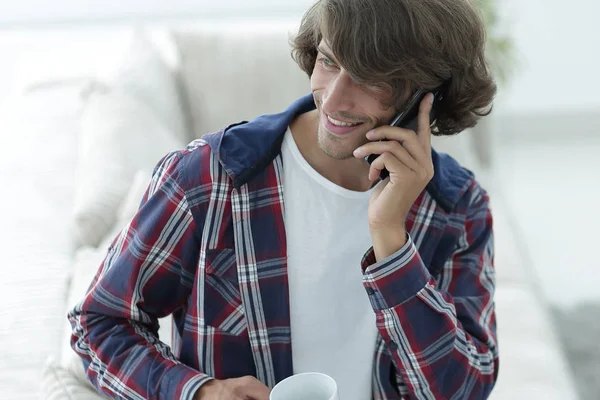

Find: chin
[317,125,366,160]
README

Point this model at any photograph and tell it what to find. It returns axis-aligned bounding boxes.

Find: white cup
[270,372,339,400]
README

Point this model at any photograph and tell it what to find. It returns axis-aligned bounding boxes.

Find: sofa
[0,19,579,399]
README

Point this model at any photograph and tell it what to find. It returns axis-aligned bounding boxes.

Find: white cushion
[72,88,184,247]
[0,85,86,399]
[71,27,188,248]
[110,28,189,144]
[171,20,310,138]
[41,357,107,400]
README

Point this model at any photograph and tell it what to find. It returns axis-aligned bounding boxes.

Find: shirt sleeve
[68,151,213,400]
[361,182,498,399]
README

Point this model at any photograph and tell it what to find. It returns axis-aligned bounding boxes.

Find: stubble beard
[316,120,371,161]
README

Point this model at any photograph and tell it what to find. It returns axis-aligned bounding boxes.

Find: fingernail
[353,148,363,157]
[429,93,434,104]
[366,130,375,138]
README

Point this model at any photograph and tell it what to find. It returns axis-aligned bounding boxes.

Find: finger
[416,92,434,151]
[366,128,429,166]
[354,141,420,172]
[368,152,415,182]
[367,126,416,142]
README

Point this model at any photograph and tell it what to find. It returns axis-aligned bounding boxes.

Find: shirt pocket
[204,248,246,335]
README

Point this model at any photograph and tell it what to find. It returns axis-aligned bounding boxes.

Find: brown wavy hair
[290,0,497,136]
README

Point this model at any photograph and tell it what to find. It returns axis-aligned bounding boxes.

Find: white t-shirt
[281,128,378,400]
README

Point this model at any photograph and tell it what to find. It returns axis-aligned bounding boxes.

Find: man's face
[311,40,398,160]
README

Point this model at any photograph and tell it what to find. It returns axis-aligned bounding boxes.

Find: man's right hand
[194,376,271,400]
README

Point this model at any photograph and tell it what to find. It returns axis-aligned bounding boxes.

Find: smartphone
[365,86,444,180]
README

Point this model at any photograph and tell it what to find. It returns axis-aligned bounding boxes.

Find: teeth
[327,115,361,127]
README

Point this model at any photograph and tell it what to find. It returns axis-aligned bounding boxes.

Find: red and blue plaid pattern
[69,95,498,400]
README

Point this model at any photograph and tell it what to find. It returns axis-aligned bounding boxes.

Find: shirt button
[389,341,399,351]
[366,287,376,296]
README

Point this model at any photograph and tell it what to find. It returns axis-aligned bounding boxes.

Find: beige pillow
[171,20,310,138]
[110,28,189,144]
[72,28,188,248]
[72,88,184,248]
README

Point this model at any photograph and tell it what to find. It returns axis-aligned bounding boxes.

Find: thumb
[239,377,271,400]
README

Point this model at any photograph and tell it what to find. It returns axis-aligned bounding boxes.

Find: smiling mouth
[325,113,365,127]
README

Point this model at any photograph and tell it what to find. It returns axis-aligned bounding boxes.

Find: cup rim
[271,372,338,397]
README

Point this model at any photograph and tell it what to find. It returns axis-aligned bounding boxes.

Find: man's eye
[319,56,337,69]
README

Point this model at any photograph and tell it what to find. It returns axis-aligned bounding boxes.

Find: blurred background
[0,0,598,399]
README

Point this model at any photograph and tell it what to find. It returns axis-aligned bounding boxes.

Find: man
[69,0,498,399]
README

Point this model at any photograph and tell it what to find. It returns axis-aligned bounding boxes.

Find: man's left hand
[353,93,435,261]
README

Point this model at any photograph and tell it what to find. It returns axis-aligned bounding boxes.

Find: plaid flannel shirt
[69,95,498,400]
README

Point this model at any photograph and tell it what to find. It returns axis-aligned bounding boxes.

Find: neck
[289,110,374,192]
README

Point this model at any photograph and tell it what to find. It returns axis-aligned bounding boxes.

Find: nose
[322,71,357,114]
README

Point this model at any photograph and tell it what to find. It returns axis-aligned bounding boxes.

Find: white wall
[496,0,600,115]
[0,0,312,24]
